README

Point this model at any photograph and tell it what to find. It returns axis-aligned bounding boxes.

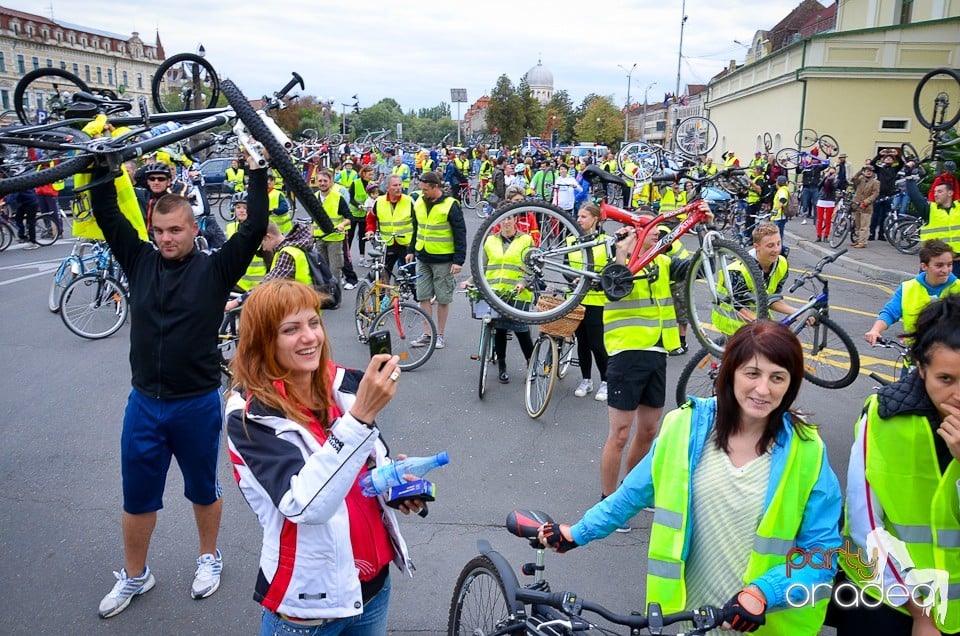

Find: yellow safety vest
[746,174,764,204]
[659,189,686,213]
[413,196,456,255]
[712,257,787,336]
[479,160,492,179]
[901,278,960,334]
[772,185,791,221]
[840,396,960,633]
[277,245,314,287]
[336,169,357,187]
[483,233,534,302]
[374,195,414,246]
[422,158,435,174]
[314,190,346,242]
[454,157,470,176]
[225,221,239,239]
[724,154,739,168]
[268,190,292,234]
[648,405,828,635]
[567,234,609,306]
[603,254,679,353]
[225,167,245,192]
[701,163,718,177]
[392,164,411,189]
[919,200,960,253]
[237,254,270,291]
[350,180,369,218]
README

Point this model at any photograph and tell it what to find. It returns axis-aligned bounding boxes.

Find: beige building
[705,0,960,165]
[0,6,164,124]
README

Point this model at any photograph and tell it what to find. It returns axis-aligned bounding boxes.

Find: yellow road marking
[787,268,897,294]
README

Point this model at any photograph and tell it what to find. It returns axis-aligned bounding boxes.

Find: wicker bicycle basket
[536,295,585,338]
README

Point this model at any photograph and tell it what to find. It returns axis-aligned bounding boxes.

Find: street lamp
[618,63,637,144]
[640,80,657,142]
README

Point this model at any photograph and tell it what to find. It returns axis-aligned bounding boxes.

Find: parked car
[199,157,233,195]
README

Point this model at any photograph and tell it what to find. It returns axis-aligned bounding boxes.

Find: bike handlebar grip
[277,72,305,99]
[788,279,804,294]
[651,172,680,184]
[868,372,889,386]
[830,248,848,260]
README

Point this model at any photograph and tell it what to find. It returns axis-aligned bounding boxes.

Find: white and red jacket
[226,364,413,620]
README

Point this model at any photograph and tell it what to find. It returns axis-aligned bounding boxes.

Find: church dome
[526,60,553,89]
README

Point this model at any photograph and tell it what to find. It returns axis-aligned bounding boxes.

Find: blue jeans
[799,187,817,218]
[259,576,391,636]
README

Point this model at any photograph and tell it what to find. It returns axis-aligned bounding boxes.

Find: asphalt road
[0,211,907,635]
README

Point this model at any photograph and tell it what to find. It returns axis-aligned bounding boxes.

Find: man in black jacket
[93,165,268,619]
[870,148,903,240]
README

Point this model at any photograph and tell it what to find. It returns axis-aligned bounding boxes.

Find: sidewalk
[782,215,916,284]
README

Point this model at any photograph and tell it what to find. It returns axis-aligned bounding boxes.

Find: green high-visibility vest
[483,233,533,302]
[277,245,313,286]
[268,190,292,234]
[314,190,346,242]
[567,233,608,306]
[603,254,679,353]
[919,200,960,253]
[392,164,411,189]
[414,196,456,255]
[374,195,414,246]
[648,404,829,635]
[237,255,269,291]
[901,278,960,334]
[840,395,960,633]
[712,257,787,336]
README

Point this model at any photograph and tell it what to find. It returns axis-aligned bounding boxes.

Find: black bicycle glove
[721,588,766,632]
[540,523,578,553]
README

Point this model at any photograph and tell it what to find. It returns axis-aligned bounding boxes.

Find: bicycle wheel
[13,68,91,124]
[33,211,62,246]
[460,185,477,209]
[447,555,515,636]
[47,261,78,313]
[913,67,960,131]
[471,200,591,324]
[220,79,335,236]
[478,321,492,399]
[795,129,818,148]
[217,196,236,221]
[763,132,773,152]
[557,335,576,379]
[0,128,94,195]
[371,302,436,371]
[59,274,128,339]
[828,211,851,249]
[151,52,220,112]
[524,336,558,419]
[673,116,718,157]
[675,346,722,407]
[891,217,921,255]
[793,313,860,389]
[218,311,240,386]
[0,220,14,251]
[617,141,660,181]
[684,236,769,358]
[900,142,920,164]
[353,281,375,338]
[775,148,802,170]
[818,134,840,158]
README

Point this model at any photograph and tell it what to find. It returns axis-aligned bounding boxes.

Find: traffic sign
[118,84,126,95]
[36,109,48,124]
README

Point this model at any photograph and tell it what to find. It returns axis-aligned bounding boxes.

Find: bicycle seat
[506,509,554,540]
[581,164,628,189]
[68,91,133,115]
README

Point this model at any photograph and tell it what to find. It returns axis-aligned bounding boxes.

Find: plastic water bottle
[360,452,450,497]
[146,121,182,138]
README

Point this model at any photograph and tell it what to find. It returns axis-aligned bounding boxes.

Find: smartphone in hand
[368,330,392,370]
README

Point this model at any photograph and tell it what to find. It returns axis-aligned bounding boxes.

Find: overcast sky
[7,0,832,112]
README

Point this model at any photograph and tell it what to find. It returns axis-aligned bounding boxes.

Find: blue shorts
[121,388,224,514]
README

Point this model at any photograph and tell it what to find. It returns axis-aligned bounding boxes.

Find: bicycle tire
[371,302,436,371]
[478,321,491,399]
[13,68,91,124]
[59,273,128,339]
[0,220,14,251]
[218,311,240,386]
[217,196,236,221]
[796,129,818,148]
[459,185,477,209]
[913,67,960,131]
[616,140,659,181]
[763,132,773,152]
[775,148,802,170]
[818,134,840,158]
[353,280,375,338]
[891,217,921,255]
[675,345,721,407]
[557,335,576,379]
[33,211,62,246]
[524,336,558,419]
[447,555,514,636]
[900,142,920,164]
[219,79,335,235]
[151,52,221,112]
[471,200,591,324]
[673,116,718,157]
[0,128,94,195]
[828,212,851,249]
[47,261,77,313]
[684,236,769,357]
[793,313,860,389]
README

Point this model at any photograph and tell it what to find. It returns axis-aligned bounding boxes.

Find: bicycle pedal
[470,354,479,360]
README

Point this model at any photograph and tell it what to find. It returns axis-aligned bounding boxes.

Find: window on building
[72,63,79,76]
[0,52,5,73]
[26,24,34,37]
[20,92,28,112]
[107,69,113,85]
[45,58,52,68]
[35,91,44,111]
[60,61,66,71]
[898,0,914,24]
[80,36,87,47]
[655,121,666,132]
[137,72,143,89]
[68,33,75,44]
[12,23,19,36]
[84,65,91,82]
[31,56,39,71]
[96,67,102,84]
[880,118,910,132]
[17,54,25,74]
[0,89,9,111]
[122,71,128,87]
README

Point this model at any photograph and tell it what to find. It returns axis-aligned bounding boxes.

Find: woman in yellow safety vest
[538,320,841,636]
[832,295,960,636]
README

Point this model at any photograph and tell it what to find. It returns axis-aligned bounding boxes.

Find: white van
[569,144,609,162]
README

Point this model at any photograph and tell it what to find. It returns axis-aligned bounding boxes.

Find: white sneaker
[435,334,445,349]
[99,566,156,618]
[343,282,356,290]
[410,333,432,348]
[574,379,594,397]
[801,218,808,225]
[594,381,608,402]
[191,549,222,599]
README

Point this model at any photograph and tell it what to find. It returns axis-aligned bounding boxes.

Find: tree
[418,102,451,121]
[273,95,322,137]
[486,74,525,146]
[356,98,405,136]
[574,96,624,147]
[548,90,575,145]
[517,76,544,141]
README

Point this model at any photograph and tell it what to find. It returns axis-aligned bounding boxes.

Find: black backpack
[289,245,341,309]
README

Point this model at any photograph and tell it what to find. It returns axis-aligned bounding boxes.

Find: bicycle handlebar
[788,248,846,293]
[275,72,304,101]
[514,588,722,633]
[650,167,744,185]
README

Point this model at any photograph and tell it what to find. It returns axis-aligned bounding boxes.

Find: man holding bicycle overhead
[906,177,960,277]
[92,159,268,619]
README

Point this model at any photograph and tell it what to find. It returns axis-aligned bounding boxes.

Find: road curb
[784,230,913,285]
